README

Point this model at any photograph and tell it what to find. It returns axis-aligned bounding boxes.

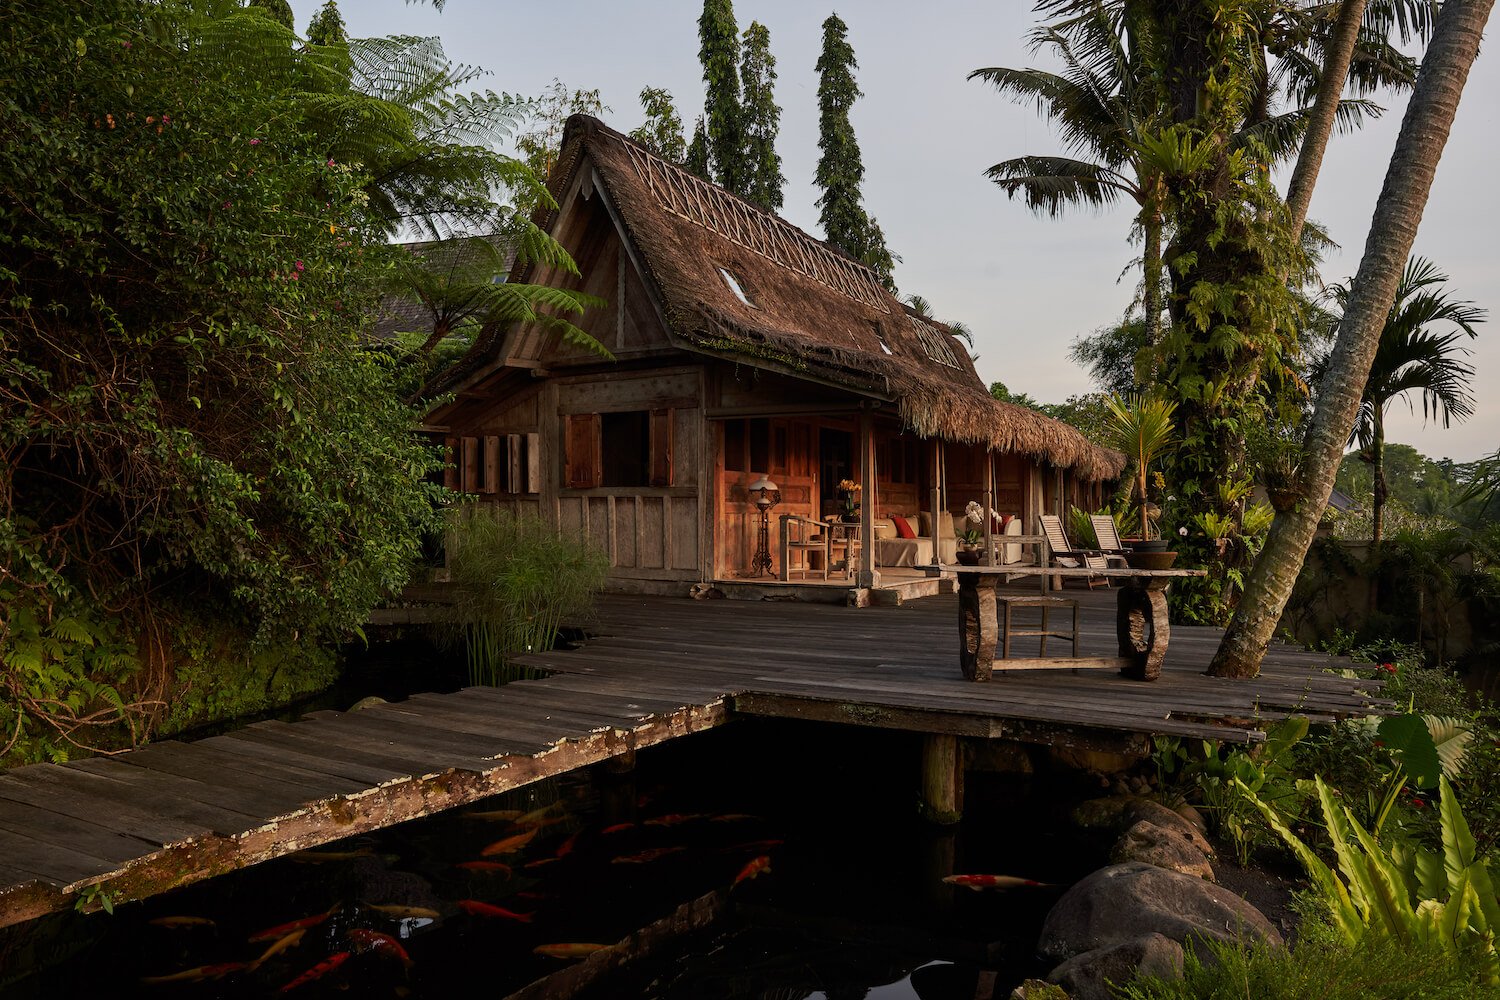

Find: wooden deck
[0,588,1384,928]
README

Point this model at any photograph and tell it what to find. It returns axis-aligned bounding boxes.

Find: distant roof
[1328,487,1360,513]
[369,234,514,342]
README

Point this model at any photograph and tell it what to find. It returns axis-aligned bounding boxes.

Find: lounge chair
[1089,514,1134,566]
[1039,514,1122,589]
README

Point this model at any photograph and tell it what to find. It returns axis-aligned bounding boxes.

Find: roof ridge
[569,115,892,313]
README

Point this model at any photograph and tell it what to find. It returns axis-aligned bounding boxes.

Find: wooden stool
[998,596,1080,658]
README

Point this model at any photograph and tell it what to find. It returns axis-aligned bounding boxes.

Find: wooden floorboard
[0,587,1382,927]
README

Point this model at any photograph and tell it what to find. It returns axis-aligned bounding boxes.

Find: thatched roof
[527,116,1126,481]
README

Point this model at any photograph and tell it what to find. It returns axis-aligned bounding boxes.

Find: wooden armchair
[780,514,830,581]
[1039,514,1124,589]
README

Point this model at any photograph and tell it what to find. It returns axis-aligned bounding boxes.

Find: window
[566,410,673,489]
[601,411,650,487]
[447,433,540,495]
[718,267,755,307]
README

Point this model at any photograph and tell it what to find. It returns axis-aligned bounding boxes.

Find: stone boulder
[1071,795,1136,830]
[1038,862,1281,964]
[1124,799,1215,858]
[1048,933,1184,1000]
[1110,820,1215,881]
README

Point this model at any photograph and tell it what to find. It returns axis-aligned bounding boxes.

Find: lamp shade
[747,475,779,508]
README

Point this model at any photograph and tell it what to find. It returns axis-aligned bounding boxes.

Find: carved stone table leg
[958,574,998,681]
[1116,579,1170,681]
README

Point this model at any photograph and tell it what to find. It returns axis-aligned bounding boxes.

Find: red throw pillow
[1000,514,1015,531]
[891,514,916,539]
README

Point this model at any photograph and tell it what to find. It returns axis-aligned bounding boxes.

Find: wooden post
[858,411,877,589]
[929,439,944,566]
[919,734,963,825]
[982,448,995,566]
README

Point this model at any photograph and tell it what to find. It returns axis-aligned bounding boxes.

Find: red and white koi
[456,899,533,922]
[942,874,1052,890]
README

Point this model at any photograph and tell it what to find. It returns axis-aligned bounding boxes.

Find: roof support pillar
[857,410,878,589]
[982,448,995,566]
[929,439,946,568]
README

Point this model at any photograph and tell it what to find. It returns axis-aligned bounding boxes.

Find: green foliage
[698,0,746,196]
[685,116,711,179]
[628,87,688,163]
[304,0,346,46]
[1242,774,1500,984]
[1,0,449,758]
[514,80,607,192]
[738,21,784,213]
[439,506,609,686]
[1104,393,1177,541]
[1119,919,1494,1000]
[246,0,294,31]
[814,12,895,288]
[1190,716,1310,865]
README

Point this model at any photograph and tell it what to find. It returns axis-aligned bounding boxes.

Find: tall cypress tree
[698,0,746,194]
[685,117,711,179]
[305,0,346,46]
[739,21,784,211]
[814,13,894,286]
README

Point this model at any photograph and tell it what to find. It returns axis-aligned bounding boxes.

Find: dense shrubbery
[0,1,444,762]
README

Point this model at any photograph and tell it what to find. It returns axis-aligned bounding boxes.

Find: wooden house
[422,115,1124,598]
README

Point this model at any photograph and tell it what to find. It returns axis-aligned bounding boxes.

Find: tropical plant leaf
[1378,712,1443,788]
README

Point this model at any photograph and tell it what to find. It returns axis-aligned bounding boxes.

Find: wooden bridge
[0,588,1385,928]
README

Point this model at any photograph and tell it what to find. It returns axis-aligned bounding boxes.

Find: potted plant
[1104,393,1178,568]
[837,479,861,523]
[956,501,987,564]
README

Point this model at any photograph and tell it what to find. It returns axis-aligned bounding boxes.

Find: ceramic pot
[1125,550,1178,570]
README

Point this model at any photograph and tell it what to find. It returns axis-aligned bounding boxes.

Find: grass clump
[440,505,609,685]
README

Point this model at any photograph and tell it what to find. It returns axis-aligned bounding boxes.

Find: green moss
[156,630,338,739]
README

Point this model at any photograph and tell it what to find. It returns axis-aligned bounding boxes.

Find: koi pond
[0,719,1109,999]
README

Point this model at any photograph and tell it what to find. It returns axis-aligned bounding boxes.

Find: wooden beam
[919,734,963,825]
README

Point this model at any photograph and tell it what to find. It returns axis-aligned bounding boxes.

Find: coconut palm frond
[983,156,1132,216]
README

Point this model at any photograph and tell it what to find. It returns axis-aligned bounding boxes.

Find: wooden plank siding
[0,589,1385,928]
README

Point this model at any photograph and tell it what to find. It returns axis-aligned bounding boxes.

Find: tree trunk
[1284,0,1371,244]
[1208,0,1494,678]
[1140,203,1163,374]
[1371,416,1387,546]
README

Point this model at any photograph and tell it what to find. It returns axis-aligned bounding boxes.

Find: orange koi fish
[644,813,704,827]
[523,857,559,870]
[249,929,306,970]
[278,952,349,993]
[349,929,412,967]
[534,943,608,959]
[516,804,566,828]
[480,829,538,856]
[367,904,439,920]
[140,962,245,985]
[601,822,635,835]
[465,809,524,822]
[612,847,687,864]
[733,855,772,888]
[942,874,1052,890]
[456,899,533,922]
[249,906,337,943]
[555,831,581,858]
[147,915,216,929]
[457,861,513,874]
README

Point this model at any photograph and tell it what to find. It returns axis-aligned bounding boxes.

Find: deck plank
[0,587,1380,927]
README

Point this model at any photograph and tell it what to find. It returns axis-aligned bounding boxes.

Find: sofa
[871,512,1029,568]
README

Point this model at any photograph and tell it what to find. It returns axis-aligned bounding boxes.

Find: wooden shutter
[443,436,459,490]
[525,432,541,493]
[564,413,601,489]
[461,437,480,493]
[649,408,673,487]
[481,436,500,494]
[506,433,523,494]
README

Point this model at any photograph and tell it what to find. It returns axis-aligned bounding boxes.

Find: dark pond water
[0,719,1109,999]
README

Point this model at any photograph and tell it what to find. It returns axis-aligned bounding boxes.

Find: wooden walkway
[0,589,1384,928]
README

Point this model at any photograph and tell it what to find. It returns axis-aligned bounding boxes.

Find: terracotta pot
[1125,550,1178,570]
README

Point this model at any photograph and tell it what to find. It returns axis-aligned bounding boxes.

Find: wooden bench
[999,595,1079,658]
[929,565,1207,682]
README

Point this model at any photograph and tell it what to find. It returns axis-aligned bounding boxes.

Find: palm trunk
[1141,204,1163,376]
[1209,0,1494,679]
[1371,415,1387,546]
[1284,0,1371,244]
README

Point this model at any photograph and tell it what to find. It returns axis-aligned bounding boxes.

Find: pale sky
[292,1,1500,463]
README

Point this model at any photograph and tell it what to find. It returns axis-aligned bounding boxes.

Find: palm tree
[1329,256,1485,543]
[970,6,1169,354]
[1211,0,1495,678]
